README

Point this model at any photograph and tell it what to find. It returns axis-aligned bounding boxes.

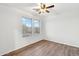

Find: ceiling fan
[33,3,55,14]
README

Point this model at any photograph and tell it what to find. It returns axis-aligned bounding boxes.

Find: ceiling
[0,3,79,16]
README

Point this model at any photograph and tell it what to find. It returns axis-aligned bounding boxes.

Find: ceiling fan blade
[46,5,54,9]
[33,8,40,11]
[46,10,50,13]
[40,3,46,9]
[38,11,41,14]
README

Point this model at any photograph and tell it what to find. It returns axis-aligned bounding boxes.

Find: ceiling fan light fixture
[33,3,54,14]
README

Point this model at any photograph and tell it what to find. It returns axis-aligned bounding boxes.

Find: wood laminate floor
[4,40,79,56]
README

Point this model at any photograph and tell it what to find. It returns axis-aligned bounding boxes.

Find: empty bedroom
[0,3,79,56]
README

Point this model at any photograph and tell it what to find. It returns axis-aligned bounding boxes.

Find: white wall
[45,5,79,47]
[0,5,45,55]
[14,8,45,50]
[0,6,16,55]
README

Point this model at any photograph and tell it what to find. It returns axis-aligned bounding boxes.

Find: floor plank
[3,40,79,56]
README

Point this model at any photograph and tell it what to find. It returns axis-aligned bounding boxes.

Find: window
[33,20,40,34]
[21,17,32,37]
[21,17,40,37]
